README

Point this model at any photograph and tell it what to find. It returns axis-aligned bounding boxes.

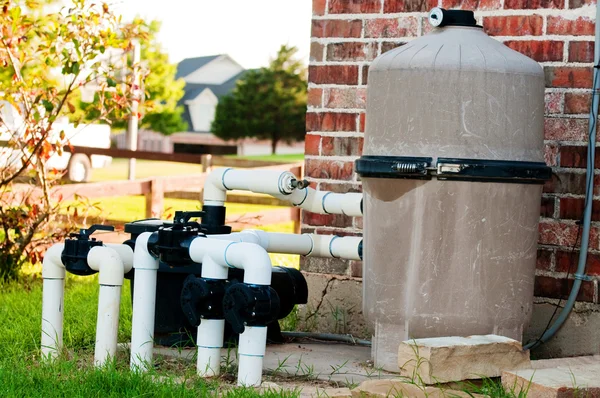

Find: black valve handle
[69,224,115,240]
[174,211,205,225]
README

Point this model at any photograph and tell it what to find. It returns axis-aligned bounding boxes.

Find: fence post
[201,154,213,173]
[145,178,164,219]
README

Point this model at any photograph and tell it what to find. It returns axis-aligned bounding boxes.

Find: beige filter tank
[356,8,550,371]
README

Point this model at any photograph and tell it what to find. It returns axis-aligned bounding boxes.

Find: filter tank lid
[428,8,480,28]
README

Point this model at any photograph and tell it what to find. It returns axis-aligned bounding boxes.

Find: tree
[0,0,141,280]
[74,19,187,135]
[211,45,307,154]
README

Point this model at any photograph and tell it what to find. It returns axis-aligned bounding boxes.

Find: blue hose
[525,3,600,350]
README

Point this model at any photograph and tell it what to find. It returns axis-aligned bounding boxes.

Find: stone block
[351,379,486,398]
[398,335,531,384]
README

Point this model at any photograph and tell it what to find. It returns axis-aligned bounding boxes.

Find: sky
[111,0,313,69]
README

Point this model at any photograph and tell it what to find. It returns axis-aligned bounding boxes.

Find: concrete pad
[502,363,600,398]
[155,341,396,385]
[530,355,600,370]
[398,335,531,384]
[351,379,487,398]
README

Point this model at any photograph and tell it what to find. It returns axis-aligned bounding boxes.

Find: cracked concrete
[297,272,371,338]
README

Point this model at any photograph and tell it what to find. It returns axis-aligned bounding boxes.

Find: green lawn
[0,275,297,397]
[90,154,304,182]
[90,158,203,182]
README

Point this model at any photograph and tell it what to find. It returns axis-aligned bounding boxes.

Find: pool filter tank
[356,8,551,371]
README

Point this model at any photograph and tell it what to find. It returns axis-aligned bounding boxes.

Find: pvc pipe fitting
[196,319,225,377]
[130,232,160,371]
[41,243,66,360]
[87,246,127,286]
[203,168,296,206]
[276,187,363,217]
[237,326,268,387]
[94,285,122,366]
[189,237,273,285]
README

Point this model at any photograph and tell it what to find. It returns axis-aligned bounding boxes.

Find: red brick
[305,159,355,180]
[441,0,502,9]
[545,92,563,115]
[545,67,592,88]
[381,41,406,54]
[564,93,591,114]
[329,0,382,13]
[308,65,359,85]
[302,211,353,228]
[541,196,555,218]
[365,17,418,38]
[327,42,378,61]
[307,88,323,108]
[311,19,363,38]
[362,65,370,85]
[505,0,562,8]
[310,42,324,62]
[557,250,600,275]
[544,172,600,196]
[547,16,595,36]
[504,40,563,62]
[306,112,357,132]
[359,113,366,132]
[534,275,596,302]
[483,15,543,36]
[569,41,594,63]
[325,87,367,109]
[422,16,436,35]
[313,0,326,15]
[305,134,321,156]
[559,146,600,169]
[544,143,559,166]
[560,197,600,221]
[569,0,594,7]
[537,249,554,271]
[321,136,364,156]
[319,182,362,193]
[384,0,437,12]
[538,221,579,247]
[544,117,588,141]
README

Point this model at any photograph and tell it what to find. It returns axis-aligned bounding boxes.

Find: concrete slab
[155,341,396,385]
[502,361,600,398]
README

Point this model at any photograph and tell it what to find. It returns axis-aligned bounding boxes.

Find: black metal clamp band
[355,155,551,184]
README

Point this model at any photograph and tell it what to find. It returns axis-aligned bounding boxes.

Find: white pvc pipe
[203,168,296,206]
[41,243,66,360]
[188,237,273,385]
[211,230,362,260]
[196,319,225,377]
[237,326,268,387]
[275,186,363,217]
[87,245,130,367]
[189,238,272,285]
[202,168,363,217]
[130,232,159,371]
[94,285,121,366]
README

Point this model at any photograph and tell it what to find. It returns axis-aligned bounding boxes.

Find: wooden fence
[48,160,304,233]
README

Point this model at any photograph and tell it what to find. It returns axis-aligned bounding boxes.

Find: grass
[89,154,303,183]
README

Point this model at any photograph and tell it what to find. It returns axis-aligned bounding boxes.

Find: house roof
[175,55,221,80]
[180,70,252,132]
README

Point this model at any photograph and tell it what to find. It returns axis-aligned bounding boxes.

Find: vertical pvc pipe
[237,326,268,387]
[94,285,122,366]
[130,232,159,371]
[41,278,65,359]
[41,243,65,360]
[196,319,225,377]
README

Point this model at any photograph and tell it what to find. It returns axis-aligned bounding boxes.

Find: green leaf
[42,100,54,112]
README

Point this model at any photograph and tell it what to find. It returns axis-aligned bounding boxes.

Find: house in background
[176,54,248,133]
[113,54,304,155]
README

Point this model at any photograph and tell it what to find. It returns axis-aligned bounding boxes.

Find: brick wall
[304,0,598,306]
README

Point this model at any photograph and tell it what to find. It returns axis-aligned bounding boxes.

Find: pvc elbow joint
[87,246,126,286]
[204,168,229,204]
[42,243,66,279]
